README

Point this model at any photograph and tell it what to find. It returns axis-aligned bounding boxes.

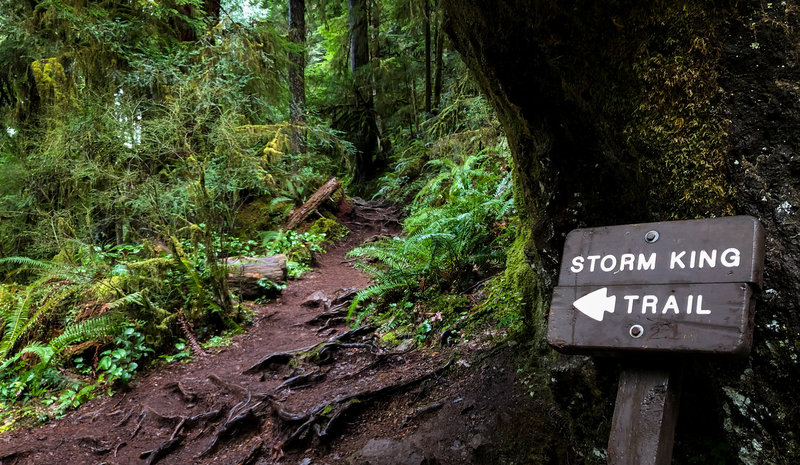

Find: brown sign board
[548,283,754,355]
[547,216,765,356]
[556,216,764,288]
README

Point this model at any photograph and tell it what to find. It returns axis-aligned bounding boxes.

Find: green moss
[624,3,734,219]
[234,198,275,236]
[307,217,349,242]
[502,228,548,339]
[30,58,68,107]
[380,331,399,345]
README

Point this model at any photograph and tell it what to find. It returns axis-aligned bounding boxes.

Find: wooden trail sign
[547,216,765,356]
[546,216,765,465]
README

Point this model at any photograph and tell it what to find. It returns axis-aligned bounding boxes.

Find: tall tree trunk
[369,0,390,158]
[433,5,444,113]
[349,0,380,182]
[172,0,220,42]
[424,0,432,114]
[204,0,221,23]
[288,0,306,154]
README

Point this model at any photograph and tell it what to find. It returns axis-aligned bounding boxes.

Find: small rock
[298,458,313,465]
[395,338,416,352]
[301,290,329,308]
[349,438,428,465]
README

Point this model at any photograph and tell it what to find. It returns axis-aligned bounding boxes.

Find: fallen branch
[177,310,207,358]
[284,177,342,230]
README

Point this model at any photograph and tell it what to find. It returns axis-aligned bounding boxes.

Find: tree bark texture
[433,7,443,113]
[424,0,432,114]
[442,1,800,463]
[348,0,380,182]
[288,0,306,154]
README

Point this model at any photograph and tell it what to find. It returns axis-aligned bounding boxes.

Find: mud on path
[0,201,557,465]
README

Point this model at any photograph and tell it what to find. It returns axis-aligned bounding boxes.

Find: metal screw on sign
[644,230,659,243]
[629,324,644,338]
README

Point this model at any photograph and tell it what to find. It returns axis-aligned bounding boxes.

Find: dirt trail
[0,201,551,465]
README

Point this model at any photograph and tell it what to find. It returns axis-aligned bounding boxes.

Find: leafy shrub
[261,230,327,278]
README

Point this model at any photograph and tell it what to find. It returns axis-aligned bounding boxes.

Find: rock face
[442,1,800,463]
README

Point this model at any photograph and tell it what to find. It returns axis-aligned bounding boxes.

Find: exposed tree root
[243,346,314,374]
[330,288,358,306]
[78,436,113,455]
[0,449,31,463]
[113,409,133,428]
[128,406,225,463]
[207,373,248,395]
[163,379,197,403]
[244,326,377,374]
[275,368,326,392]
[141,436,183,465]
[221,356,451,464]
[315,316,346,334]
[304,303,348,327]
[303,288,357,332]
[267,359,453,449]
[236,440,265,465]
[342,351,409,380]
[197,405,261,457]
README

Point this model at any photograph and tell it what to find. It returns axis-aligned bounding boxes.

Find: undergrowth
[348,129,519,345]
[0,226,332,430]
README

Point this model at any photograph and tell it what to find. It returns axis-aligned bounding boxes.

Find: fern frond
[0,256,59,271]
[0,280,83,360]
[104,292,144,311]
[18,343,55,367]
[48,314,121,355]
[348,277,413,324]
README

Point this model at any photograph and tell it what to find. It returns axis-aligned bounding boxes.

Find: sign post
[547,216,765,464]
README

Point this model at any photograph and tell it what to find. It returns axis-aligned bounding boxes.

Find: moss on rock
[235,198,277,236]
[307,217,349,242]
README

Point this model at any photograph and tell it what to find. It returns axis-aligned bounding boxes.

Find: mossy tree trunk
[289,0,307,154]
[442,1,800,463]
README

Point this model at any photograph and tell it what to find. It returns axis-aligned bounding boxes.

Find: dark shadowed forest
[0,1,798,464]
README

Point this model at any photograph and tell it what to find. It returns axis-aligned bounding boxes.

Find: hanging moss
[30,58,68,107]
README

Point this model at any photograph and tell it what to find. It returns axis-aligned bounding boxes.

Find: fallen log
[224,254,287,299]
[284,177,342,230]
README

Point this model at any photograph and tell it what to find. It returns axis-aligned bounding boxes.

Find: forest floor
[0,202,547,465]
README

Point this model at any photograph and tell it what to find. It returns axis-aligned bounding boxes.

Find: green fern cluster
[348,146,515,328]
[0,272,121,409]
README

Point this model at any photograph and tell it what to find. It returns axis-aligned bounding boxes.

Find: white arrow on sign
[573,287,616,322]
